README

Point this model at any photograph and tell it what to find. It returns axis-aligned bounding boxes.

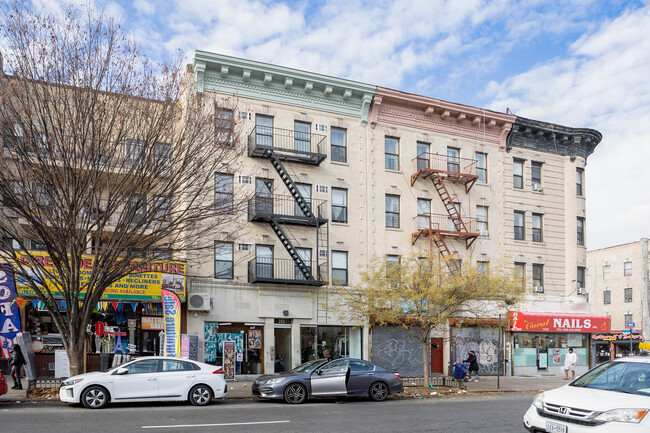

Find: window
[349,360,374,372]
[331,188,348,223]
[577,217,585,246]
[624,261,632,277]
[153,142,171,165]
[532,264,544,288]
[255,115,273,147]
[386,255,401,273]
[603,290,611,305]
[294,183,311,217]
[161,360,198,371]
[124,359,159,374]
[214,241,234,279]
[625,314,633,325]
[447,147,460,174]
[125,138,143,164]
[255,178,273,215]
[294,121,311,152]
[577,267,585,289]
[603,264,611,280]
[476,205,488,235]
[31,240,45,251]
[215,108,234,145]
[624,288,633,303]
[153,195,171,221]
[513,159,524,189]
[255,245,273,279]
[417,198,431,230]
[477,261,489,275]
[214,173,234,211]
[531,162,542,189]
[295,248,312,280]
[476,152,487,183]
[532,213,543,242]
[385,194,400,228]
[128,194,146,224]
[576,168,584,196]
[385,137,399,170]
[514,211,525,240]
[514,262,526,288]
[331,127,347,162]
[332,251,348,286]
[319,359,349,373]
[417,142,430,170]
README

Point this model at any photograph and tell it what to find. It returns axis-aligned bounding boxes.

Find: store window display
[300,326,363,363]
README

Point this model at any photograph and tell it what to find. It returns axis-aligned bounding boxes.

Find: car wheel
[189,384,213,406]
[283,383,307,404]
[81,386,109,409]
[369,382,389,402]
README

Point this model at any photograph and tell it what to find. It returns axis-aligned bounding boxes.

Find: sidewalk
[0,374,572,403]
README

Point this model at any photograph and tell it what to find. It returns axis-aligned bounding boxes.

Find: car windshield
[291,359,324,373]
[570,361,650,396]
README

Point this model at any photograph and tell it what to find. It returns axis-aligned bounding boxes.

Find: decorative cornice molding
[506,116,602,161]
[193,51,376,121]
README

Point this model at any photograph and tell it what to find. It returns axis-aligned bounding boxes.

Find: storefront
[592,331,644,363]
[300,325,363,364]
[508,311,611,376]
[203,322,264,375]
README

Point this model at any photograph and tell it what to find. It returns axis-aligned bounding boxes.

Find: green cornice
[193,51,375,124]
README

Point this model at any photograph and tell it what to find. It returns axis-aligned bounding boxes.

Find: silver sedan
[252,358,403,404]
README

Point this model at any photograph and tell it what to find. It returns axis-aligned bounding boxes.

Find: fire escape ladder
[268,217,314,281]
[431,173,468,233]
[264,149,314,218]
[432,234,461,275]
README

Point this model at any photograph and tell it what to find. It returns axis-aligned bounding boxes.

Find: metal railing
[248,194,327,220]
[414,152,477,177]
[248,257,326,285]
[248,126,327,157]
[414,213,478,235]
[402,376,466,390]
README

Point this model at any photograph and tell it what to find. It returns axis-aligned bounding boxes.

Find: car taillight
[393,372,401,378]
[212,367,224,375]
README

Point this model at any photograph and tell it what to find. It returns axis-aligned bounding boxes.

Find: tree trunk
[422,340,430,385]
[67,341,86,377]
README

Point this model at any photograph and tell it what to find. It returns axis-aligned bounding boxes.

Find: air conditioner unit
[534,286,544,293]
[188,293,211,311]
[479,229,489,237]
[577,287,586,295]
[532,183,543,192]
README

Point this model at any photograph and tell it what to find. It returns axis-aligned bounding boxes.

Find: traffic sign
[627,321,636,329]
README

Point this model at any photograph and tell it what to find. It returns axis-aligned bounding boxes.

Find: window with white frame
[385,194,400,228]
[624,261,632,277]
[332,188,348,223]
[532,264,544,289]
[332,251,348,286]
[476,205,488,234]
[514,211,525,240]
[514,262,526,288]
[214,173,234,211]
[215,108,234,145]
[577,267,585,289]
[624,288,633,303]
[576,168,584,196]
[214,241,233,279]
[385,137,399,170]
[513,159,524,189]
[331,127,347,163]
[476,152,487,183]
[532,213,543,242]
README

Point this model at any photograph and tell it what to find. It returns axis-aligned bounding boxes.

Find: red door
[430,338,444,374]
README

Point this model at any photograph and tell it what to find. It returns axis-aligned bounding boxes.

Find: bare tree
[0,2,245,375]
[335,254,524,384]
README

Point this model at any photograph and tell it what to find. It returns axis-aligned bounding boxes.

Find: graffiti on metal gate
[452,327,499,375]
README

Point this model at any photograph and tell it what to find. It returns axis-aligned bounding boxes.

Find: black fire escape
[247,126,328,286]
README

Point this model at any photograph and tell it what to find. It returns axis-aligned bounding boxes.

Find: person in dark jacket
[463,350,479,382]
[10,344,26,390]
[323,348,341,361]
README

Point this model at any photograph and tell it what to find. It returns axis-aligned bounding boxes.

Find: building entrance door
[430,338,444,374]
[274,322,292,373]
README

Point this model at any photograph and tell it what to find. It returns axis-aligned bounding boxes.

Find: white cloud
[485,6,650,249]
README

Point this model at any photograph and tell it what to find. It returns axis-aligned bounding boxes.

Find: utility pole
[641,238,649,345]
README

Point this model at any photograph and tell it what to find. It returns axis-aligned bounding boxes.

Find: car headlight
[532,393,544,410]
[594,409,649,423]
[61,378,83,387]
[264,377,285,384]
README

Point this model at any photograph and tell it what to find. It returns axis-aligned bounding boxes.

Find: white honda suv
[524,354,650,432]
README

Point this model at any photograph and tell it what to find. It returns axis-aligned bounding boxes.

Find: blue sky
[35,0,650,249]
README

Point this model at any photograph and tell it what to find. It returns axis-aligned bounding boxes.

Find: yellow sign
[15,252,186,302]
[640,342,650,350]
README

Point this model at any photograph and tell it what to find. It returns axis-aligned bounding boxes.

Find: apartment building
[586,239,650,361]
[185,51,603,377]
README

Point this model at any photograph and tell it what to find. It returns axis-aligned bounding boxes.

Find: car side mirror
[115,367,128,375]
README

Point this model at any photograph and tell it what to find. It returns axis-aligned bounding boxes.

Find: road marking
[142,420,290,429]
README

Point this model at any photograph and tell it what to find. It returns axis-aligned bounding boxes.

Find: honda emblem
[559,407,571,415]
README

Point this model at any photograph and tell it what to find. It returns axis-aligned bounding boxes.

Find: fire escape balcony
[412,213,479,246]
[248,126,327,165]
[248,257,326,286]
[248,194,328,227]
[411,152,478,192]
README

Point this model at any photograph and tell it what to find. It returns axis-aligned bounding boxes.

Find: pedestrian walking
[563,348,577,380]
[10,344,26,390]
[464,350,479,382]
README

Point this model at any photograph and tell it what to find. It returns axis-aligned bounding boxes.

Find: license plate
[546,421,567,433]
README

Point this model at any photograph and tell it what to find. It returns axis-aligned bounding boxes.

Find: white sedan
[524,354,650,432]
[59,356,227,409]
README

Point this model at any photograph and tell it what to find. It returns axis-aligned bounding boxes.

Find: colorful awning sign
[508,311,611,333]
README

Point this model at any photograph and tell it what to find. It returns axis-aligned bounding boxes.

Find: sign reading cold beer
[15,252,186,301]
[508,311,610,333]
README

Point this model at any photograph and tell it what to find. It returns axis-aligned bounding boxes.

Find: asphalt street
[0,394,533,433]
